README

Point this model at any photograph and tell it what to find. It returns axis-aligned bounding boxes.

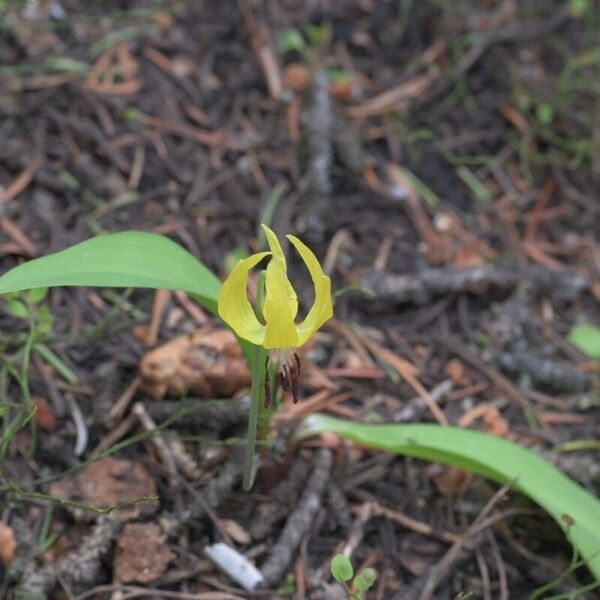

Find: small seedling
[535,102,554,126]
[570,0,591,17]
[277,23,331,57]
[330,554,377,599]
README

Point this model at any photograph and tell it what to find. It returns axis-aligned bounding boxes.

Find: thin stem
[242,270,267,491]
[242,345,264,491]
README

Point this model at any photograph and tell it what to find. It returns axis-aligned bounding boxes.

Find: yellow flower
[218,224,332,349]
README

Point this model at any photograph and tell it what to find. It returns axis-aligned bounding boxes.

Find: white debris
[204,542,264,591]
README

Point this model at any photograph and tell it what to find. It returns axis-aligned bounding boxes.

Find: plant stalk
[242,270,267,491]
[242,345,265,491]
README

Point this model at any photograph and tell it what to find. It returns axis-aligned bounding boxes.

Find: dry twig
[259,448,333,586]
[16,518,121,600]
[361,263,587,306]
[418,483,513,600]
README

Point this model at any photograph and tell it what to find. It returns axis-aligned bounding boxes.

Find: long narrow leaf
[0,232,221,313]
[298,414,600,581]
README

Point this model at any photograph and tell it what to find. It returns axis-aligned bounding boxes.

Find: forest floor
[0,1,599,598]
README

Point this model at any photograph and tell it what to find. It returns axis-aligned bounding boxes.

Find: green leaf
[570,0,590,17]
[569,324,600,360]
[27,287,48,304]
[331,554,354,583]
[277,28,306,54]
[89,25,160,57]
[4,298,29,319]
[535,102,555,126]
[328,68,352,84]
[34,343,78,385]
[354,568,377,592]
[305,23,331,47]
[0,231,221,314]
[44,57,90,75]
[299,415,600,582]
[456,165,492,203]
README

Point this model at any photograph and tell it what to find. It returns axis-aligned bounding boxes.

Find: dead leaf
[115,523,174,583]
[49,457,158,521]
[330,79,353,103]
[432,403,509,495]
[459,403,510,438]
[218,519,252,545]
[430,464,472,496]
[0,523,16,566]
[150,11,174,29]
[140,328,250,399]
[33,396,57,431]
[452,247,485,267]
[85,43,142,96]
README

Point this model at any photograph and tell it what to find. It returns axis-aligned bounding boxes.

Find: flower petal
[263,254,300,348]
[217,251,270,345]
[287,234,333,346]
[261,224,298,320]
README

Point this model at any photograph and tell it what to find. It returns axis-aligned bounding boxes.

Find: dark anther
[280,363,291,391]
[290,369,300,403]
[289,353,301,404]
[276,355,302,403]
[264,356,271,409]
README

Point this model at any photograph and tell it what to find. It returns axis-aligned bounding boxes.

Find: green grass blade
[0,231,221,314]
[298,414,600,581]
[568,323,600,360]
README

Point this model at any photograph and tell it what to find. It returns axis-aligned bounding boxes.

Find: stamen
[275,350,303,403]
[280,363,290,391]
[291,353,301,403]
[290,370,299,403]
[264,356,271,409]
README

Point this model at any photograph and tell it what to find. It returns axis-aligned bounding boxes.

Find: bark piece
[16,518,121,600]
[143,399,248,431]
[49,457,158,521]
[493,350,590,393]
[0,522,16,566]
[298,67,333,241]
[361,264,587,306]
[32,396,57,431]
[114,523,175,583]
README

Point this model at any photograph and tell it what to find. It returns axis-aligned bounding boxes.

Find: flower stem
[242,270,267,491]
[242,344,265,490]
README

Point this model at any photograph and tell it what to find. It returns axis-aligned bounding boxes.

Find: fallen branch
[16,518,121,600]
[493,350,590,393]
[361,263,587,306]
[259,448,333,586]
